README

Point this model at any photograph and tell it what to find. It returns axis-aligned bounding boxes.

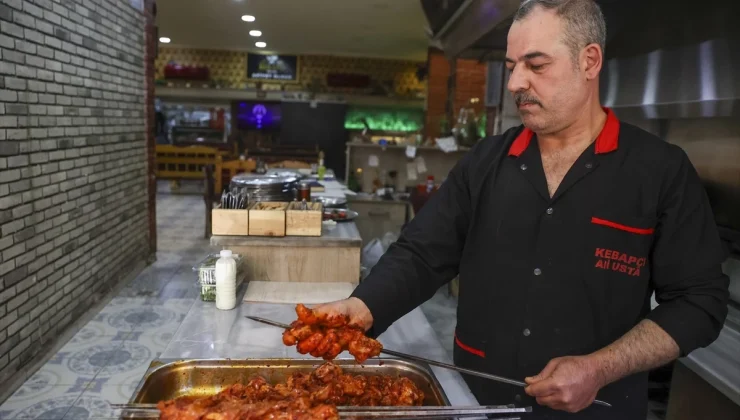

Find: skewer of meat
[282,304,383,363]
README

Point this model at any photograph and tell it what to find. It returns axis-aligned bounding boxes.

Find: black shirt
[351,109,730,419]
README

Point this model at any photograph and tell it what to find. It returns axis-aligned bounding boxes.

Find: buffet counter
[210,222,362,282]
[160,296,479,406]
[211,168,362,282]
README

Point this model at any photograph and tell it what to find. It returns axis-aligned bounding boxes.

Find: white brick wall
[0,0,148,380]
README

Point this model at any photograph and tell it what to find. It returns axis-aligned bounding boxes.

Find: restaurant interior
[0,0,738,419]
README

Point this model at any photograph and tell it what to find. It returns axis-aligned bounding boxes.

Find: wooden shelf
[346,143,471,153]
[155,86,425,108]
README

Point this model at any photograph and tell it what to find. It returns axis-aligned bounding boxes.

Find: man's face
[506,7,588,133]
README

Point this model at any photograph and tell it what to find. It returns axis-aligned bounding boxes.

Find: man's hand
[524,356,605,413]
[282,299,378,361]
[313,297,374,331]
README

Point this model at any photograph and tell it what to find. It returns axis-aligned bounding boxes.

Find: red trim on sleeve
[508,107,620,156]
[454,333,486,357]
[591,217,655,235]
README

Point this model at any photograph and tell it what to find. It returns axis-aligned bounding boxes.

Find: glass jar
[298,181,311,201]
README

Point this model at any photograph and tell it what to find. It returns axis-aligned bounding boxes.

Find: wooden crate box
[248,202,288,237]
[286,201,323,237]
[211,207,250,236]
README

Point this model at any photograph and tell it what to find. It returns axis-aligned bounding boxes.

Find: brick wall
[0,0,150,382]
[424,49,451,139]
[453,59,486,118]
[424,49,487,139]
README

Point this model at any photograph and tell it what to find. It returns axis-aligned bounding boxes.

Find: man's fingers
[536,395,566,410]
[524,378,559,397]
[311,303,332,315]
[525,358,561,384]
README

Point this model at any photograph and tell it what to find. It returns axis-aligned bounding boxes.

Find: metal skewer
[111,403,531,419]
[245,316,613,409]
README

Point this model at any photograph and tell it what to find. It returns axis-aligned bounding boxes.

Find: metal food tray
[123,358,450,419]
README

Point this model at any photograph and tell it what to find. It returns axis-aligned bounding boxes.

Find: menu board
[247,53,299,82]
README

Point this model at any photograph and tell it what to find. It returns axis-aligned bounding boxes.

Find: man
[308,0,730,418]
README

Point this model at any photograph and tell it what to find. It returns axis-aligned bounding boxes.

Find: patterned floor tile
[159,280,199,299]
[90,303,153,333]
[59,342,130,379]
[62,384,136,420]
[0,385,83,419]
[24,335,129,387]
[61,327,130,352]
[95,329,171,388]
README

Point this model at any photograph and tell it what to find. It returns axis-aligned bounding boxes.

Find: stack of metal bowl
[229,173,300,203]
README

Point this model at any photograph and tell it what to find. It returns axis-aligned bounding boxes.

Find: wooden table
[211,222,362,283]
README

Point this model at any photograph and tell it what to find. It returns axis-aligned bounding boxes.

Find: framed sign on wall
[247,53,300,83]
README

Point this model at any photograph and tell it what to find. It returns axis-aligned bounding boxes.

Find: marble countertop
[161,293,479,406]
[211,222,362,247]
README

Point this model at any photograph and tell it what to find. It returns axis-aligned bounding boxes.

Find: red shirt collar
[508,107,620,157]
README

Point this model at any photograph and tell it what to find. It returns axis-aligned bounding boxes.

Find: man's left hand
[524,356,605,413]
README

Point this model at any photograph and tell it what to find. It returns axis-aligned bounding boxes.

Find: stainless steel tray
[312,196,347,208]
[124,358,450,419]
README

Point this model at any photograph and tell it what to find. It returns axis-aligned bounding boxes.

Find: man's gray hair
[513,0,606,60]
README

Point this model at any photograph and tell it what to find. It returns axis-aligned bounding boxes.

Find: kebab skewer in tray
[154,362,426,420]
[117,304,534,419]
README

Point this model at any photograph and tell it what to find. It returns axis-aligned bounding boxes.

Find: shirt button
[520,164,528,171]
[585,162,593,169]
[546,207,554,215]
[514,394,522,402]
[533,268,542,276]
[523,328,531,337]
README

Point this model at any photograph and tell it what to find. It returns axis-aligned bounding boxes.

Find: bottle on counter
[317,151,326,181]
[426,175,435,193]
[215,249,237,310]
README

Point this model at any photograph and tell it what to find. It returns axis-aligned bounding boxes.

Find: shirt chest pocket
[588,213,656,280]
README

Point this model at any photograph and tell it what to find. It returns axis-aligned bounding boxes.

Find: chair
[203,165,218,239]
[215,157,258,194]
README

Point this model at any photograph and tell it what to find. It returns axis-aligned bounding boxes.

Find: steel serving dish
[312,196,347,208]
[229,173,300,202]
[123,358,450,419]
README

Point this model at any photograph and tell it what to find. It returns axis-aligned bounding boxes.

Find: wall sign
[247,53,299,82]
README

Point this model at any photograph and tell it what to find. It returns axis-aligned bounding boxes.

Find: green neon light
[344,107,424,132]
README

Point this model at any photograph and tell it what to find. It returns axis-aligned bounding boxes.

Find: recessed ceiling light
[249,30,262,37]
[255,41,266,48]
[241,15,255,22]
[159,37,171,43]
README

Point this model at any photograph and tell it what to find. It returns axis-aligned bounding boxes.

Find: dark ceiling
[420,0,468,34]
[422,0,740,60]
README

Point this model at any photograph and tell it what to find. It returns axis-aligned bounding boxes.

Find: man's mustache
[514,92,542,107]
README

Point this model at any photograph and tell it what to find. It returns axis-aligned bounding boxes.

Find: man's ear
[582,43,603,80]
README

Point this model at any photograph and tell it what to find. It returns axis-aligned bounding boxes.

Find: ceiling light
[249,30,262,37]
[241,15,255,22]
[255,41,266,48]
[159,37,171,43]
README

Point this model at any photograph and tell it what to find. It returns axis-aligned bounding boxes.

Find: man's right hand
[313,297,374,332]
[283,298,377,361]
